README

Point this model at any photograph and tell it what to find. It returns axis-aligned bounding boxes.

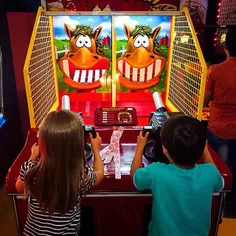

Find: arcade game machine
[6,0,232,235]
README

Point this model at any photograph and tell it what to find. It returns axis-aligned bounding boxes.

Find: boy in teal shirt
[130,115,224,236]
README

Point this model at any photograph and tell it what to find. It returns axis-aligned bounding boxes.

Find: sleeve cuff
[219,176,225,192]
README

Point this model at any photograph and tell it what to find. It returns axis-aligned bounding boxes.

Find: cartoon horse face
[59,24,110,90]
[117,24,165,90]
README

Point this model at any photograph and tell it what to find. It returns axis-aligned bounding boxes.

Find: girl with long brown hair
[16,110,104,235]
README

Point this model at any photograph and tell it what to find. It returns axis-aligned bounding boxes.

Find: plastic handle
[62,95,70,110]
[152,92,164,110]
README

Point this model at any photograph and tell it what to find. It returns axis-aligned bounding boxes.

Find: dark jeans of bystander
[208,129,236,216]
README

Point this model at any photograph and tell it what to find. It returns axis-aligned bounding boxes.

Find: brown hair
[25,110,88,215]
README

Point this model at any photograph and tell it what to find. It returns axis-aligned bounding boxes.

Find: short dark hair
[225,28,236,57]
[160,115,206,167]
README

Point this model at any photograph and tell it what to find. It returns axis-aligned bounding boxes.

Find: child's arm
[130,131,149,179]
[89,133,104,186]
[202,141,216,166]
[15,175,25,193]
[15,143,40,193]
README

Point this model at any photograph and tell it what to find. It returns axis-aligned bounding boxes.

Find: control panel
[94,107,137,126]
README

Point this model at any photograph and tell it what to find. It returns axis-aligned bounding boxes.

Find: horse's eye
[134,35,142,47]
[76,35,84,48]
[142,35,150,48]
[84,35,92,48]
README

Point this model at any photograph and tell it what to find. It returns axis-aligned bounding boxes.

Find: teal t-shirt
[134,163,224,236]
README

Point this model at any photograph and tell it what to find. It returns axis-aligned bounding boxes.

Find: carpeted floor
[0,185,17,236]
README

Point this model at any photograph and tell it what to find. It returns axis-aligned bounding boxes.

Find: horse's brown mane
[153,41,161,56]
[72,24,104,56]
[96,41,105,57]
[130,25,152,38]
[73,24,93,37]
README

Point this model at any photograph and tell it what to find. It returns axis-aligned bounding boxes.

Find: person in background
[204,28,236,214]
[131,115,224,236]
[16,110,104,235]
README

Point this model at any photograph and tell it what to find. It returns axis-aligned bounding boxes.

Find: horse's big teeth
[87,70,93,83]
[147,63,154,81]
[94,70,100,81]
[94,69,106,81]
[80,70,87,82]
[125,62,131,79]
[63,60,70,77]
[154,60,161,77]
[118,60,123,73]
[102,69,106,77]
[73,70,80,82]
[132,68,138,82]
[118,59,163,82]
[62,59,107,83]
[72,69,106,83]
[139,68,146,82]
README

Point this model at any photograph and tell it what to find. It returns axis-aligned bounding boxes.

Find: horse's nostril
[150,55,155,59]
[94,56,99,60]
[125,54,131,58]
[68,53,74,58]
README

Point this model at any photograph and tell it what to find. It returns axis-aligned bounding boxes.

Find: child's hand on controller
[137,131,149,150]
[89,132,102,151]
[29,143,40,161]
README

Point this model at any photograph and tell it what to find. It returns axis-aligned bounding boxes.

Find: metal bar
[14,191,221,198]
[45,11,182,16]
[214,192,226,236]
[12,196,22,236]
[85,193,152,197]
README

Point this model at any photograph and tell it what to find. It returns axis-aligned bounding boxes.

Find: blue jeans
[208,129,236,204]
